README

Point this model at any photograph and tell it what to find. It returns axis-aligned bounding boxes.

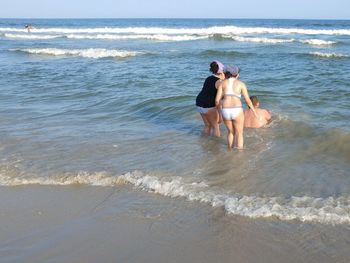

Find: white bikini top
[224,78,241,99]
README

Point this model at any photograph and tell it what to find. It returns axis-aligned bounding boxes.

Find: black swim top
[196,75,220,108]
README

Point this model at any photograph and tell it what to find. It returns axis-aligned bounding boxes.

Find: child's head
[250,96,260,108]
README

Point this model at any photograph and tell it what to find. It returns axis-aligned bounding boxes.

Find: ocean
[0,18,350,262]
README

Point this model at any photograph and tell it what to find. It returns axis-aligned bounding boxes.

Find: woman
[215,65,261,149]
[196,60,225,137]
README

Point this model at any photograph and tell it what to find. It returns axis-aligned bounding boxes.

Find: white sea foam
[10,48,142,59]
[309,52,349,58]
[300,39,336,45]
[1,171,350,225]
[4,33,61,40]
[0,171,122,186]
[227,36,336,46]
[0,27,25,32]
[3,32,206,42]
[119,172,350,225]
[3,32,336,46]
[229,36,295,44]
[1,25,350,36]
[66,34,207,41]
[215,26,350,36]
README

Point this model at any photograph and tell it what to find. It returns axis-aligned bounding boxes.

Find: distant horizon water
[1,17,350,21]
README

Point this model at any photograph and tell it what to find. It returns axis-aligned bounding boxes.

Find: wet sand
[1,185,350,263]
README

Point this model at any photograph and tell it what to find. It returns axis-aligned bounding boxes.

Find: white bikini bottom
[221,107,243,120]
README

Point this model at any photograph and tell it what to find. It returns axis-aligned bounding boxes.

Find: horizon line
[1,17,349,21]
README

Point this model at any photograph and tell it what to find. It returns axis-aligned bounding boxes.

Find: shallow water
[0,18,350,260]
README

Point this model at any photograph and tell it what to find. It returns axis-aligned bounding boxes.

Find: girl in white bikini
[215,65,260,149]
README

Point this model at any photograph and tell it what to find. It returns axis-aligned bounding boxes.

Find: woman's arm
[215,82,223,108]
[215,82,223,123]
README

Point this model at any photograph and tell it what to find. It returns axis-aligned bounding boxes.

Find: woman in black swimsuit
[196,61,225,137]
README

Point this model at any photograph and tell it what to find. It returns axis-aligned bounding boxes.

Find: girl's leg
[223,119,235,149]
[233,112,245,149]
[206,108,221,137]
[200,113,210,135]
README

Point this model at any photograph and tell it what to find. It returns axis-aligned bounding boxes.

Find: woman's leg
[200,113,210,135]
[206,108,221,137]
[223,119,234,149]
[234,112,245,149]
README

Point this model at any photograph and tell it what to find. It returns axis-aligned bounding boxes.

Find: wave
[2,33,206,42]
[299,39,336,46]
[0,171,121,187]
[66,34,207,41]
[1,25,350,36]
[3,33,61,40]
[309,52,349,58]
[225,36,336,46]
[304,129,350,162]
[227,36,295,44]
[119,172,350,225]
[273,116,350,162]
[0,27,25,32]
[10,48,143,59]
[200,49,251,58]
[1,170,350,225]
[130,95,196,127]
[3,32,337,46]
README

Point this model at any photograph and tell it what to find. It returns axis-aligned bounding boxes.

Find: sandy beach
[1,185,350,263]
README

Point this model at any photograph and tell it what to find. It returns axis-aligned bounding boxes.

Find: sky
[0,0,349,20]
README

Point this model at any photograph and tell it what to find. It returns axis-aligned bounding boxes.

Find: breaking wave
[225,36,336,45]
[227,36,295,44]
[1,170,350,225]
[2,33,206,42]
[4,33,61,40]
[299,39,336,46]
[1,25,350,36]
[10,48,143,59]
[309,52,349,58]
[66,34,207,41]
[3,32,337,46]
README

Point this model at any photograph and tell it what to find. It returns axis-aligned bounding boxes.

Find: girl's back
[222,78,243,108]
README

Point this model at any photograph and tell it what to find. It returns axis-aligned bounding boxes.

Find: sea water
[0,19,350,227]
